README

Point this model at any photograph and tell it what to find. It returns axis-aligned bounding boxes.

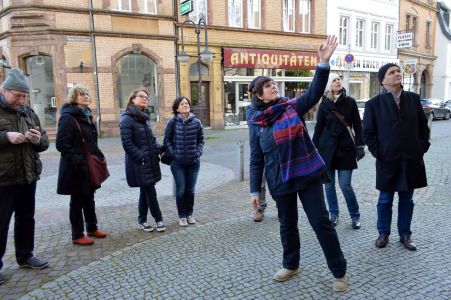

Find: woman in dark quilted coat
[56,86,107,246]
[119,88,165,233]
[163,96,204,227]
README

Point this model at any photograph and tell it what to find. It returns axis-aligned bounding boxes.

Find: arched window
[117,54,158,121]
[189,63,209,77]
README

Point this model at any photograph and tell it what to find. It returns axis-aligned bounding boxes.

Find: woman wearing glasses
[120,88,165,233]
[56,86,107,246]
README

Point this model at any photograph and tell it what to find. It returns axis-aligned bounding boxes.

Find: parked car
[445,100,451,111]
[356,99,367,121]
[421,98,450,120]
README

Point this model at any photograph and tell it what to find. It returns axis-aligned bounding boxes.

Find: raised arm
[295,35,337,115]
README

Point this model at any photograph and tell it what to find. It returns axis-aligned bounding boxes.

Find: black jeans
[273,179,347,278]
[138,185,163,224]
[70,191,98,240]
[0,183,37,269]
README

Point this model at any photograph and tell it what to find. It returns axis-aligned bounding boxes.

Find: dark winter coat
[363,88,430,192]
[248,65,329,197]
[120,104,161,187]
[56,104,104,195]
[0,93,49,187]
[163,113,204,166]
[312,89,363,170]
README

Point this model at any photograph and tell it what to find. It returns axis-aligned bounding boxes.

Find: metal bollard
[237,139,244,181]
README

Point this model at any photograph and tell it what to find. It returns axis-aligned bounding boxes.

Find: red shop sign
[223,48,319,70]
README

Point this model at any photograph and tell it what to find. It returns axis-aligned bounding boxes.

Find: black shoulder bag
[160,118,176,165]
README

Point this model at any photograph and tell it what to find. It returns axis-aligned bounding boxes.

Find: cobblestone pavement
[0,121,450,299]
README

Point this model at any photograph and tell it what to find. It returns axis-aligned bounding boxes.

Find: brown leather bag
[73,117,110,187]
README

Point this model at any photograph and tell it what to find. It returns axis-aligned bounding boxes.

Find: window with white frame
[299,0,311,33]
[339,16,350,46]
[247,0,261,29]
[228,0,243,27]
[355,19,365,48]
[385,24,393,51]
[137,0,157,14]
[283,0,295,32]
[112,0,131,11]
[189,0,208,24]
[370,22,379,49]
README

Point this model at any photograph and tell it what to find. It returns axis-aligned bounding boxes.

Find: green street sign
[180,0,193,15]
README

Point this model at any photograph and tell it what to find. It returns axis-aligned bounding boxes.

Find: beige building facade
[398,0,438,98]
[0,0,328,136]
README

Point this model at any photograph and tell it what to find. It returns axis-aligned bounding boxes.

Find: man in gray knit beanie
[0,68,50,285]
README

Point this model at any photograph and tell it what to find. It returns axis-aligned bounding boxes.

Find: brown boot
[254,210,264,222]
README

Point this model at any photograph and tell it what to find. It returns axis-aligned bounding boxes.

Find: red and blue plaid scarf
[249,98,325,183]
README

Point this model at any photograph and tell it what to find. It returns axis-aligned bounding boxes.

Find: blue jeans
[273,179,347,279]
[324,169,360,221]
[171,160,200,218]
[377,190,414,237]
[138,185,163,224]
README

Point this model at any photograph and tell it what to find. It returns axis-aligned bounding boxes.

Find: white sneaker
[333,276,347,292]
[187,215,196,224]
[137,222,154,232]
[179,217,188,227]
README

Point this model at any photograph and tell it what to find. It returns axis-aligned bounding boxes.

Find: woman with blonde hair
[120,88,165,233]
[56,86,107,246]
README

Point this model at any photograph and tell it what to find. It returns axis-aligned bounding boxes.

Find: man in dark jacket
[0,69,50,285]
[363,63,430,251]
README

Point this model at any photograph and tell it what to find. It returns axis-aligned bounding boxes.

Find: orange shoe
[87,230,107,238]
[72,236,94,246]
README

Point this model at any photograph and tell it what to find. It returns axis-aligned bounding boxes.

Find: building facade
[398,0,438,98]
[0,0,344,135]
[432,0,451,100]
[326,0,400,100]
[0,0,177,137]
[176,0,329,128]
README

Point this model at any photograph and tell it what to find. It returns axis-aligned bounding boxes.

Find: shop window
[25,56,56,128]
[228,0,243,27]
[299,0,310,33]
[189,0,208,24]
[247,0,261,29]
[116,54,159,121]
[283,0,295,32]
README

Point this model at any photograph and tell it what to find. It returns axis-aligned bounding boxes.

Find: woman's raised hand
[318,35,338,64]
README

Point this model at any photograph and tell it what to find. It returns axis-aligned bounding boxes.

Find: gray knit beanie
[1,68,30,93]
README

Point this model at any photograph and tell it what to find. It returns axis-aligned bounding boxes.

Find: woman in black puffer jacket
[163,96,204,227]
[56,86,107,246]
[119,88,165,233]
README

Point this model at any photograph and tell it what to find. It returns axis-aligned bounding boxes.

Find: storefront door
[26,56,56,129]
[190,82,210,126]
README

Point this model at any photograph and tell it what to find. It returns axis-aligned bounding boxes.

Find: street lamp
[177,18,213,123]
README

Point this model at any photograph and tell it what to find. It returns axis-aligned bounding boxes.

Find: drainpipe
[89,0,102,136]
[173,0,180,97]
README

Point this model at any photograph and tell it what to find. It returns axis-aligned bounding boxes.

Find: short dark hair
[172,96,191,114]
[251,76,274,99]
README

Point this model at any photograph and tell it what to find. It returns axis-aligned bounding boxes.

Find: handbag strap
[332,110,355,144]
[72,117,90,155]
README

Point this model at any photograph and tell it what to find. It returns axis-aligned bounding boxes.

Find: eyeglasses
[78,92,89,96]
[7,90,29,100]
[137,94,149,101]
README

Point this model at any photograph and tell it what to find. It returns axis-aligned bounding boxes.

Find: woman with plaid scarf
[247,35,347,292]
